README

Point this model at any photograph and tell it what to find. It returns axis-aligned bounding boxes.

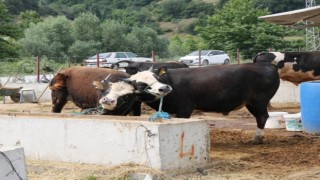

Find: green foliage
[72,12,101,41]
[19,10,42,29]
[0,56,67,76]
[68,40,102,62]
[253,0,304,13]
[100,20,130,52]
[168,35,187,57]
[156,0,215,21]
[19,16,74,61]
[0,0,22,60]
[196,0,298,58]
[127,27,169,57]
[84,175,97,180]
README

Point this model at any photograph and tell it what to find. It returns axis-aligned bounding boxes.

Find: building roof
[259,6,320,28]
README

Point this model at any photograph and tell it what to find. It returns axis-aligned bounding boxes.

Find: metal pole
[96,54,100,68]
[199,50,201,67]
[237,48,240,64]
[37,56,40,82]
[152,50,156,62]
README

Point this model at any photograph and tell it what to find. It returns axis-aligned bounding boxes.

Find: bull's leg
[246,104,269,144]
[176,105,193,118]
[131,101,142,116]
[51,90,68,113]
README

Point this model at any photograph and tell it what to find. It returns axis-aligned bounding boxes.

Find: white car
[84,52,153,69]
[179,50,230,66]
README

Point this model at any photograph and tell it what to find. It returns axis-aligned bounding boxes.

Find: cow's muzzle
[99,97,117,110]
[158,85,172,96]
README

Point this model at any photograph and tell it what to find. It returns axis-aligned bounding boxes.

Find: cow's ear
[158,67,168,76]
[49,73,66,90]
[93,81,106,90]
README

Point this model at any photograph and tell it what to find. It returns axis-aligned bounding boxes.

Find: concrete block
[0,147,28,180]
[0,113,210,171]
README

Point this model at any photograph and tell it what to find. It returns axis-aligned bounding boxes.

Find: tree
[100,20,129,52]
[19,16,74,61]
[0,0,22,60]
[127,27,169,57]
[168,35,187,57]
[196,0,293,58]
[19,10,42,29]
[72,12,101,41]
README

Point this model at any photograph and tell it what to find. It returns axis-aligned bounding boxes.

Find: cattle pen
[1,80,320,179]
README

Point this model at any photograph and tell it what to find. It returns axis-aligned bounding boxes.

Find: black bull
[112,60,189,75]
[101,63,280,143]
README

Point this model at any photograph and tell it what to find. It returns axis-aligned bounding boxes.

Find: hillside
[4,0,306,38]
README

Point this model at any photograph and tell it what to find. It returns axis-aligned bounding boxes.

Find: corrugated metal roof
[259,6,320,28]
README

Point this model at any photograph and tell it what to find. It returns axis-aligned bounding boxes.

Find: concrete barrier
[0,147,28,180]
[271,80,300,104]
[0,113,210,171]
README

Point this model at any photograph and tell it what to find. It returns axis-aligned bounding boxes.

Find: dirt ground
[1,101,320,180]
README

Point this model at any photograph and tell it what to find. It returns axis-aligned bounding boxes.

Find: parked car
[178,50,230,66]
[84,52,153,69]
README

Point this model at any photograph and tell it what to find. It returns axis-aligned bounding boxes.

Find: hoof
[251,136,264,145]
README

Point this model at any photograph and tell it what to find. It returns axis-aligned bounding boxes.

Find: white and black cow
[253,51,320,85]
[97,63,280,144]
[112,60,188,75]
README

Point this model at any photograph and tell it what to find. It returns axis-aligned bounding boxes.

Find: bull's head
[96,69,172,110]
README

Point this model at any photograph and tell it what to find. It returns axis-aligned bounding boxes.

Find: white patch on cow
[99,81,134,110]
[256,128,264,137]
[129,71,171,97]
[271,52,285,63]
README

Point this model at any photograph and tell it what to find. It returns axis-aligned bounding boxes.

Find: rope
[148,96,171,122]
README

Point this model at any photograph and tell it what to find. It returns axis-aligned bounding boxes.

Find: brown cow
[49,66,140,115]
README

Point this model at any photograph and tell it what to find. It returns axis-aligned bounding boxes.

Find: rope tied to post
[148,96,171,122]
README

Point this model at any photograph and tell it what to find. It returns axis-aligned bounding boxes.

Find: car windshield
[125,52,138,58]
[188,50,210,56]
[88,53,111,59]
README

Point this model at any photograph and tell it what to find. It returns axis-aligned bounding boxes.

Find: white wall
[0,114,210,171]
[271,80,300,104]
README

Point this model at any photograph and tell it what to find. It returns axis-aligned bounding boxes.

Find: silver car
[179,50,230,66]
[84,52,152,69]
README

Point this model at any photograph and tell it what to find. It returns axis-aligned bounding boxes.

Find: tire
[202,60,209,66]
[224,59,230,64]
[10,93,21,102]
[112,63,119,70]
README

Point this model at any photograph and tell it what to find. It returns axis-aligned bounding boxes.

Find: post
[198,50,201,67]
[152,50,156,62]
[37,56,40,82]
[96,54,100,68]
[237,48,240,64]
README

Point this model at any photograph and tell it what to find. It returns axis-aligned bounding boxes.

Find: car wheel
[202,60,209,66]
[112,63,119,70]
[224,59,230,64]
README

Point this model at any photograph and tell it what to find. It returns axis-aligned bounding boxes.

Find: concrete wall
[271,80,300,104]
[0,147,28,180]
[0,113,210,171]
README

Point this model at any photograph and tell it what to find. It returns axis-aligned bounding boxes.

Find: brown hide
[253,51,320,85]
[49,66,130,112]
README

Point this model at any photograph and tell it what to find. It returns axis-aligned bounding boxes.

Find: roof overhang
[259,6,320,28]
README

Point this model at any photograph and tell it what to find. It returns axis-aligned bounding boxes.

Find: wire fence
[0,47,305,78]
